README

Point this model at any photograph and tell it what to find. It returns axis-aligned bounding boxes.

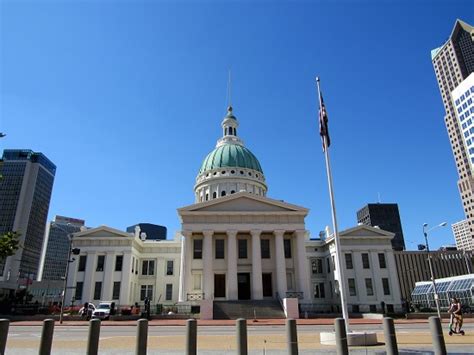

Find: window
[193,274,202,290]
[115,255,123,271]
[193,239,203,259]
[348,278,356,296]
[212,192,217,199]
[75,282,83,300]
[313,282,326,298]
[311,259,323,274]
[78,255,87,272]
[378,253,386,269]
[362,253,370,269]
[221,191,226,197]
[345,253,353,269]
[142,260,155,275]
[166,284,173,301]
[332,255,336,271]
[113,282,121,300]
[327,257,331,273]
[365,278,374,296]
[370,305,377,313]
[284,239,292,258]
[132,257,134,273]
[261,239,270,258]
[238,239,247,259]
[135,259,138,274]
[215,239,225,259]
[140,285,153,301]
[382,278,391,295]
[94,282,102,300]
[166,260,174,275]
[96,255,105,272]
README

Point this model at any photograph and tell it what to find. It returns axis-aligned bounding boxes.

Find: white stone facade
[452,219,473,250]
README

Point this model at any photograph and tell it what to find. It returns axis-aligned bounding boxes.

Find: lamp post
[422,222,447,319]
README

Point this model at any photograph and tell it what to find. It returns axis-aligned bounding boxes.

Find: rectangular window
[313,282,326,298]
[284,239,292,258]
[75,282,83,300]
[193,274,202,290]
[327,257,330,273]
[261,239,270,258]
[348,278,356,296]
[215,239,225,259]
[311,259,323,274]
[96,255,105,272]
[112,282,121,300]
[362,253,370,269]
[132,257,134,273]
[140,285,153,301]
[142,260,155,276]
[345,253,353,269]
[378,253,386,269]
[365,278,374,296]
[238,239,247,259]
[115,255,123,271]
[78,255,87,272]
[332,255,336,271]
[166,284,173,301]
[382,278,391,295]
[94,282,102,300]
[193,239,203,259]
[166,260,174,275]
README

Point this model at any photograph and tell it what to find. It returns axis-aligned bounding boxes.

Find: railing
[186,293,204,301]
[285,291,304,299]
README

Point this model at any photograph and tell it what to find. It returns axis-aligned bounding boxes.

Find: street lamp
[52,223,80,324]
[422,221,447,319]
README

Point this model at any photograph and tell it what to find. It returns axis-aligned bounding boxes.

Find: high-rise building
[356,203,406,251]
[38,216,85,281]
[0,149,56,293]
[431,19,474,241]
[452,219,473,250]
[452,73,474,165]
[126,223,167,240]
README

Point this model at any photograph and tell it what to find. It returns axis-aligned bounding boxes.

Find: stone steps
[213,300,286,320]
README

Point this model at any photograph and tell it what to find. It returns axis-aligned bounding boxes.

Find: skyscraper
[38,216,85,281]
[0,149,56,293]
[431,19,474,241]
[357,203,406,251]
[451,219,473,251]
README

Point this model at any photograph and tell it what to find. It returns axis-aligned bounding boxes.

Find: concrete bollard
[429,316,447,355]
[0,319,9,355]
[186,319,197,355]
[383,317,398,355]
[286,318,298,355]
[87,318,101,355]
[136,318,148,355]
[334,318,348,355]
[38,319,55,355]
[236,318,248,355]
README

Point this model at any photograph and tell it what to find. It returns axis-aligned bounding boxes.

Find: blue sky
[1,0,472,249]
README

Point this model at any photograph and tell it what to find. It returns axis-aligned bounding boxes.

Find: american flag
[319,93,330,151]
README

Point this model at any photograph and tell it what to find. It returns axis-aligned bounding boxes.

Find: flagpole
[316,77,350,333]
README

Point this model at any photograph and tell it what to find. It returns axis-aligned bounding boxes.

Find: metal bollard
[186,319,197,355]
[286,318,298,355]
[429,316,447,355]
[38,319,55,355]
[334,318,348,355]
[236,318,248,355]
[0,319,9,355]
[136,318,148,355]
[383,317,398,355]
[87,318,101,355]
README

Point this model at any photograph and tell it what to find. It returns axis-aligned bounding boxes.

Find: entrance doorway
[214,274,226,298]
[262,273,273,297]
[238,273,251,300]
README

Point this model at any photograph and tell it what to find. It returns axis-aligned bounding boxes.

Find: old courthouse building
[66,106,402,318]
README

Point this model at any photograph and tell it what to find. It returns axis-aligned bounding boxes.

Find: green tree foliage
[0,231,20,258]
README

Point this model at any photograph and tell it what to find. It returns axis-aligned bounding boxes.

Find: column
[102,252,115,300]
[82,252,96,302]
[274,230,287,298]
[295,230,311,301]
[227,230,238,300]
[251,230,263,300]
[120,251,132,305]
[202,230,214,300]
[178,231,191,302]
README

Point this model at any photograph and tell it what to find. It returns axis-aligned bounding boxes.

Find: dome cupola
[194,106,267,202]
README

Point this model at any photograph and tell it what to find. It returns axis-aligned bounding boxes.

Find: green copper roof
[199,143,263,174]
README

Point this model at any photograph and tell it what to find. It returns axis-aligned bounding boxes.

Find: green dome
[200,143,263,174]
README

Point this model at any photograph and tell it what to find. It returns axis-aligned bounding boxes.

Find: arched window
[231,190,235,194]
[205,194,209,201]
[212,192,217,199]
[221,191,226,197]
[234,128,237,136]
[228,127,233,135]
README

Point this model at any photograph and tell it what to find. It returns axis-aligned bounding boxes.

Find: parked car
[79,303,95,318]
[92,302,115,320]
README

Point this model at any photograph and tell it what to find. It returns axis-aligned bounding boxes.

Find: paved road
[5,323,474,354]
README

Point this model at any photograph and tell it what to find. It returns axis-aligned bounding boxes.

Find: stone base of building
[320,331,378,346]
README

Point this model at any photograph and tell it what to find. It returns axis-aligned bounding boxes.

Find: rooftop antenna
[227,69,232,108]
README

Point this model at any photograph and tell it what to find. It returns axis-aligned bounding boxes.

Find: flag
[319,93,330,151]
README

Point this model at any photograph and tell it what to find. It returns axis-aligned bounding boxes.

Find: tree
[0,231,20,259]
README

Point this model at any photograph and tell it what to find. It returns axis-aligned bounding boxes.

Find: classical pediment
[73,225,133,239]
[339,225,394,239]
[178,192,308,214]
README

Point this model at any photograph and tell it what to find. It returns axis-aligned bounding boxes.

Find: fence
[0,316,448,355]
